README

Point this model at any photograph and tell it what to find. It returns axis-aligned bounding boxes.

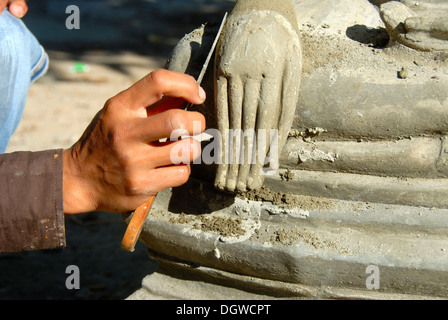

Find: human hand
[214,9,302,192]
[63,69,206,214]
[0,0,28,18]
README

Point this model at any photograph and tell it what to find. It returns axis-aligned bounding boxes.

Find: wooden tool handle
[121,195,156,252]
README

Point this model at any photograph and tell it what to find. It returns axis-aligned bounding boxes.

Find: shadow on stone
[168,179,236,215]
[346,24,390,47]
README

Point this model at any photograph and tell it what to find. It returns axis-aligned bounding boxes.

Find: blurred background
[1,0,234,300]
[25,0,235,54]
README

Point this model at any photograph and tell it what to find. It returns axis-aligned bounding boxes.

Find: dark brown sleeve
[0,149,65,253]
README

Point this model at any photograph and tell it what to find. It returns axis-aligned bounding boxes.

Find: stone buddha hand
[213,0,302,192]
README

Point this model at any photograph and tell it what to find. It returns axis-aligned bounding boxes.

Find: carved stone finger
[226,76,244,191]
[247,78,281,190]
[214,75,229,190]
[236,78,261,192]
[277,50,302,154]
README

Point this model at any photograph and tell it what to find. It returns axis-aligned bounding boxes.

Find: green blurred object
[69,61,90,73]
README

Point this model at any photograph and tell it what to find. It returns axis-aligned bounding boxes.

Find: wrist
[62,148,98,214]
[233,0,299,33]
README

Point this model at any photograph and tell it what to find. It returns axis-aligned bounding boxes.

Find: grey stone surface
[129,180,448,299]
[127,261,445,300]
[264,170,448,209]
[280,137,448,179]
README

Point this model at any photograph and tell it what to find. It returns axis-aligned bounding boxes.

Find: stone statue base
[124,177,448,300]
[127,260,444,300]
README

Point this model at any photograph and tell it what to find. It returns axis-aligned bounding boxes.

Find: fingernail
[199,86,206,101]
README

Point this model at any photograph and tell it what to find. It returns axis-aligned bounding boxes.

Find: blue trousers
[0,9,48,153]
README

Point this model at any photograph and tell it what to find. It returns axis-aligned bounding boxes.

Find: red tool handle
[121,195,156,252]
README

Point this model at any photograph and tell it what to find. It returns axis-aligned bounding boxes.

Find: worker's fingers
[7,0,28,18]
[130,109,205,143]
[114,69,206,112]
[214,75,229,190]
[98,138,199,199]
[146,138,202,169]
[146,96,187,117]
[149,164,192,193]
[236,78,260,192]
[111,136,201,175]
[115,164,192,206]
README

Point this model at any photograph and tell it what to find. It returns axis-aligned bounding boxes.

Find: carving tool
[121,12,228,252]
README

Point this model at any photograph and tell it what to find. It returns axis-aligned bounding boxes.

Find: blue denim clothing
[0,9,49,153]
